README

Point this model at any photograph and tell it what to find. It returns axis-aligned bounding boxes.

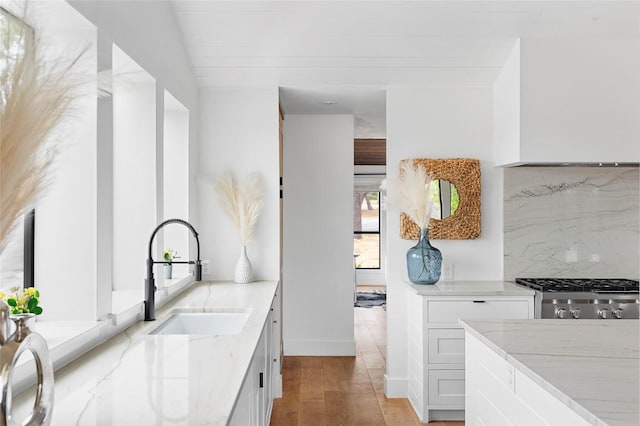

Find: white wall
[69,1,199,294]
[385,88,499,396]
[5,0,99,321]
[68,1,197,112]
[282,115,356,355]
[163,92,190,279]
[0,0,201,320]
[112,46,156,292]
[197,89,280,282]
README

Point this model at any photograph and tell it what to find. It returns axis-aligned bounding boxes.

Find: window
[0,7,34,91]
[353,191,380,269]
[0,8,35,290]
[0,217,24,288]
[0,209,36,289]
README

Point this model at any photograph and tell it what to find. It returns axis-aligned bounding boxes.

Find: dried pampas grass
[380,161,434,230]
[0,13,78,255]
[215,172,264,246]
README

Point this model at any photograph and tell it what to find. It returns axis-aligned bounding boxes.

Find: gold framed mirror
[400,158,481,240]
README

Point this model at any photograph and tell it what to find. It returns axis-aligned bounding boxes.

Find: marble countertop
[459,319,639,426]
[14,280,279,426]
[407,280,535,296]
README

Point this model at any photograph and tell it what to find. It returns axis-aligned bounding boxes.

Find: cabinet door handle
[472,300,486,303]
[259,372,264,388]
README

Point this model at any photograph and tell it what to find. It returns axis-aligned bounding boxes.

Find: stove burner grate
[515,278,639,293]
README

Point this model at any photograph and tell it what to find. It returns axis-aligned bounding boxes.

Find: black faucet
[145,218,202,321]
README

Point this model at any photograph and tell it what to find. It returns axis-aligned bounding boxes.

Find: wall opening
[162,91,190,282]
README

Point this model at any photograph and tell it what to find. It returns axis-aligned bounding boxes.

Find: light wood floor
[270,297,464,425]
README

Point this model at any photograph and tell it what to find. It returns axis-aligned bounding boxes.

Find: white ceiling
[171,1,640,137]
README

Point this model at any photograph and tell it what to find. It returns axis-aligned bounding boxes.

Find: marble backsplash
[504,167,639,280]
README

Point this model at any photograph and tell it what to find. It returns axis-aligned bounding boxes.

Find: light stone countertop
[407,280,535,296]
[459,319,640,426]
[13,280,279,426]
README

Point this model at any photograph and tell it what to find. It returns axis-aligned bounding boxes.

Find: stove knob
[556,308,567,319]
[598,308,610,319]
[613,308,624,319]
[570,308,581,319]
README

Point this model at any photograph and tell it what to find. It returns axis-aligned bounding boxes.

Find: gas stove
[516,278,639,293]
[515,278,639,319]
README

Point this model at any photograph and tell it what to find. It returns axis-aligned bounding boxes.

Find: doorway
[353,139,387,370]
[353,139,386,291]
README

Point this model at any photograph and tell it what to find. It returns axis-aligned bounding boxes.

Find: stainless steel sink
[150,311,250,335]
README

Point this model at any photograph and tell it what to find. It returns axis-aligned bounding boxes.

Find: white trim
[354,165,386,174]
[384,374,408,397]
[273,373,283,399]
[354,173,386,191]
[356,269,386,286]
[284,339,356,356]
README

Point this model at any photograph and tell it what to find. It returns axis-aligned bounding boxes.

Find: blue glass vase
[406,227,442,284]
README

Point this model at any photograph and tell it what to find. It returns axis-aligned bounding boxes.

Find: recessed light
[321,100,336,105]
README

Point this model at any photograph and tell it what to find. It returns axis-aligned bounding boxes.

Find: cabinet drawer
[428,329,465,364]
[427,369,465,407]
[427,300,529,323]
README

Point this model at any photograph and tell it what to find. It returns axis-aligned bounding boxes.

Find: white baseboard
[273,373,283,399]
[284,339,356,356]
[384,374,408,397]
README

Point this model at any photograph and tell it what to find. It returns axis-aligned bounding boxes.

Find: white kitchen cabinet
[407,287,534,423]
[265,284,283,421]
[229,284,281,426]
[494,38,640,166]
[229,331,266,426]
[465,331,589,426]
[426,299,530,323]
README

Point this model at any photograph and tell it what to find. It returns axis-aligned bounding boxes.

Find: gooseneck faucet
[145,218,202,321]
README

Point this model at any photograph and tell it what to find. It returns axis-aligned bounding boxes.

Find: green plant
[1,286,43,315]
[163,248,175,262]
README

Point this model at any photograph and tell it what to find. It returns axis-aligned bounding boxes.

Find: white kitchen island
[460,319,639,426]
[12,280,280,426]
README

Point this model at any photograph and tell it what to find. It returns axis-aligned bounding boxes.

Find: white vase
[163,263,173,279]
[234,245,253,283]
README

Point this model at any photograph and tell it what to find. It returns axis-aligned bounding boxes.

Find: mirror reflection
[430,179,459,220]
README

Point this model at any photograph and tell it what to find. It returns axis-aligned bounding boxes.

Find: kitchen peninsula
[461,319,639,426]
[12,281,280,426]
